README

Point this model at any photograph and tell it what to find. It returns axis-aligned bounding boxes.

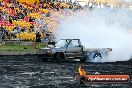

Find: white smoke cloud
[124,0,132,2]
[55,8,132,62]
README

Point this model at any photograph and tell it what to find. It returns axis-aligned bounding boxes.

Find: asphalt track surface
[0,56,131,88]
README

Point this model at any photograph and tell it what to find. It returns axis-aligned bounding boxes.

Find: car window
[68,40,79,47]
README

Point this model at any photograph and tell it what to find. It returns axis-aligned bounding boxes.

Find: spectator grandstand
[0,0,77,41]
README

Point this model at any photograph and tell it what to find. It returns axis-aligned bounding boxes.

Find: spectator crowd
[0,0,81,43]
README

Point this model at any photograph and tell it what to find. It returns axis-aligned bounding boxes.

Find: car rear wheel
[93,53,102,62]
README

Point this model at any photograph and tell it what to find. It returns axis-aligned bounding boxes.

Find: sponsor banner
[84,75,130,83]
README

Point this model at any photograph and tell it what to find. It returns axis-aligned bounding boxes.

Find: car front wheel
[55,53,64,62]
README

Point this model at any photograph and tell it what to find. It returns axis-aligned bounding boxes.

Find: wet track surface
[0,56,131,88]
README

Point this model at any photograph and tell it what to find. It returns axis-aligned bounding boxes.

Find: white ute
[39,39,112,62]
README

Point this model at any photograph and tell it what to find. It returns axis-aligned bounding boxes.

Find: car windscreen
[55,40,67,48]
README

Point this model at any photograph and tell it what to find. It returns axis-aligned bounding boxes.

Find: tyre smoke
[55,8,132,62]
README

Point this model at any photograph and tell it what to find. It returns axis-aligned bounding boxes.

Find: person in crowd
[2,11,7,21]
[3,27,9,39]
[29,24,34,32]
[40,0,44,4]
[23,8,28,16]
[13,24,20,34]
[37,17,44,30]
[0,24,5,41]
[41,12,46,18]
[14,1,19,8]
[0,1,2,6]
[19,11,25,19]
[36,31,41,48]
[0,24,4,42]
[19,5,24,10]
[42,23,48,34]
[21,26,26,32]
[14,10,19,20]
[9,15,13,24]
[9,2,14,9]
[5,29,10,39]
[38,17,44,25]
[29,17,35,22]
[0,13,3,20]
[45,12,51,17]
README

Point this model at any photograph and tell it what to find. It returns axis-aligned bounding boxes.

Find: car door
[66,40,83,58]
